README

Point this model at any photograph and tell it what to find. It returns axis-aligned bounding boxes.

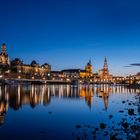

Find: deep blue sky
[0,0,140,75]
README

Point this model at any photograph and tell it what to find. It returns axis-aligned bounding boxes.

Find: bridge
[0,78,72,85]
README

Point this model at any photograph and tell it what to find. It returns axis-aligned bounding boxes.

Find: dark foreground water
[0,84,139,140]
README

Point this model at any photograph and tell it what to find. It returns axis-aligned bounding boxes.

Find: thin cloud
[124,63,140,68]
[130,63,140,66]
[124,65,133,67]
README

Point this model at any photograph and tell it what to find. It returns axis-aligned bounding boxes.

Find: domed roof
[31,60,39,67]
[11,58,23,65]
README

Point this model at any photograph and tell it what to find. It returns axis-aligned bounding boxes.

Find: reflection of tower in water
[0,86,9,125]
[96,85,112,110]
[80,85,94,109]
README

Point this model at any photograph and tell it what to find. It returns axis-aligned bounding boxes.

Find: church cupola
[85,59,93,74]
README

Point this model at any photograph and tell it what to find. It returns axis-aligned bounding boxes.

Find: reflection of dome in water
[80,87,86,97]
[80,86,93,109]
[30,102,36,108]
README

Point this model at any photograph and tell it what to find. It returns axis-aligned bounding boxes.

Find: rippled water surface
[0,84,139,140]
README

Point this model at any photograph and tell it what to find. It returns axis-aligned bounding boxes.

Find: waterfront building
[62,59,93,80]
[0,43,10,73]
[0,43,51,80]
[50,71,65,80]
[62,69,80,79]
[0,43,10,65]
[112,76,125,84]
[80,59,93,78]
[125,72,140,84]
[0,43,126,84]
[97,57,113,83]
[10,58,51,79]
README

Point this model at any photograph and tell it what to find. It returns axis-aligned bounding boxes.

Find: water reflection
[96,85,112,110]
[0,84,140,126]
[80,85,94,110]
[0,86,8,126]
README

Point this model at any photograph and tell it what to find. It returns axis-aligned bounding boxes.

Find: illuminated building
[97,57,113,83]
[11,58,51,77]
[50,71,65,80]
[112,76,125,84]
[0,43,51,79]
[62,59,93,80]
[126,72,140,84]
[0,43,10,73]
[80,59,93,78]
[0,43,10,65]
[62,69,80,79]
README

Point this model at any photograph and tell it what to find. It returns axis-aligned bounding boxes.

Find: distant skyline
[0,0,140,76]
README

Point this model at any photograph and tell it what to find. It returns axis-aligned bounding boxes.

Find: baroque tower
[103,57,109,76]
[0,43,10,65]
[98,57,113,82]
[103,57,108,70]
[85,59,93,74]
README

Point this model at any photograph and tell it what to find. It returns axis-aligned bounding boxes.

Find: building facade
[96,58,113,83]
[0,43,10,65]
[11,58,51,78]
[80,59,93,78]
[125,72,140,84]
[0,43,10,73]
[62,60,93,80]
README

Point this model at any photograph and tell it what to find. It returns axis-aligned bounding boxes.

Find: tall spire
[104,57,108,70]
[104,57,107,63]
[89,58,91,65]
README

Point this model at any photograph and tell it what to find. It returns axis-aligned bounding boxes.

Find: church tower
[85,59,93,74]
[103,57,108,70]
[0,43,9,65]
[103,57,109,75]
[98,57,113,83]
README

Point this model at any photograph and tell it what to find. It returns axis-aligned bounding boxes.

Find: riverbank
[0,78,139,87]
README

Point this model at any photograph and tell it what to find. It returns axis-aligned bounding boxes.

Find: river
[0,84,139,140]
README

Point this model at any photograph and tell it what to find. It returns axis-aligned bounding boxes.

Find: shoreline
[0,78,139,88]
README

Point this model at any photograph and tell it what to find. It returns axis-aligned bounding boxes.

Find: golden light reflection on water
[0,84,139,126]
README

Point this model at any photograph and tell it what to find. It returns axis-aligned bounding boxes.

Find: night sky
[0,0,140,75]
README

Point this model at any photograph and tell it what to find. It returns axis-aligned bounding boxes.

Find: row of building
[51,58,113,83]
[0,43,51,79]
[0,43,139,84]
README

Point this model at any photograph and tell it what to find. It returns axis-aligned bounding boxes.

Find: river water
[0,84,139,140]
